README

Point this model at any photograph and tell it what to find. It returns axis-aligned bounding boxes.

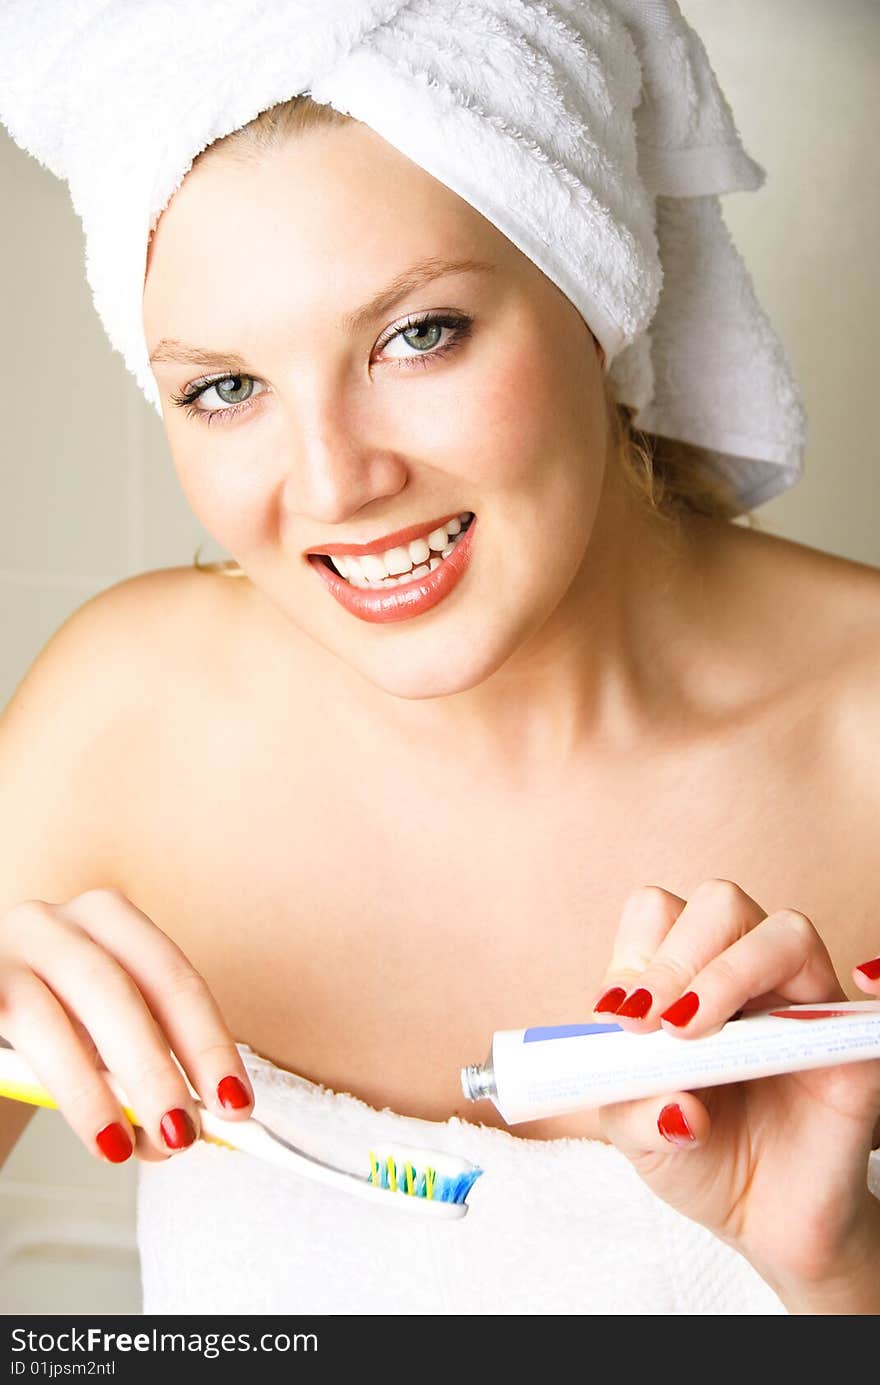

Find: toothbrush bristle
[440,1168,484,1203]
[368,1151,483,1204]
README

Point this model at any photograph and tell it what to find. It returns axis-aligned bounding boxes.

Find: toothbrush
[0,1048,483,1219]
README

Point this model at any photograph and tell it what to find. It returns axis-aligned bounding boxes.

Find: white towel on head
[0,0,807,512]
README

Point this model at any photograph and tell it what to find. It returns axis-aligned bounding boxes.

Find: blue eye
[379,313,472,363]
[169,312,473,424]
[209,376,258,405]
[169,374,266,423]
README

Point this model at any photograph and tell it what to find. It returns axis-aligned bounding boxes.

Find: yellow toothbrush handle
[0,1048,138,1126]
[0,1047,240,1151]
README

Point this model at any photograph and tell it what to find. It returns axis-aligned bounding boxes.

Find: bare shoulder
[73,561,245,654]
[1,564,231,725]
[0,565,243,911]
[713,522,880,682]
[764,525,880,680]
[729,519,880,794]
[709,524,880,967]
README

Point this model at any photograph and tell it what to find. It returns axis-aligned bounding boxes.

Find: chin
[352,641,513,702]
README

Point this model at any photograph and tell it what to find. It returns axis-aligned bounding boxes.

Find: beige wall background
[0,0,877,1315]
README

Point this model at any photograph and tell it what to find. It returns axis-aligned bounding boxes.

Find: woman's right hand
[0,888,254,1164]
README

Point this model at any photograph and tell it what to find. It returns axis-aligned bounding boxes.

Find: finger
[854,955,880,991]
[17,903,201,1157]
[599,1090,711,1161]
[613,879,768,1027]
[591,886,686,1012]
[132,1125,173,1163]
[593,879,765,1024]
[62,890,254,1121]
[37,976,176,1162]
[656,909,844,1039]
[854,954,880,1144]
[0,966,136,1164]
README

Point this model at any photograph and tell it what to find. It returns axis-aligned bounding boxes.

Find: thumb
[599,1090,711,1160]
[853,955,880,994]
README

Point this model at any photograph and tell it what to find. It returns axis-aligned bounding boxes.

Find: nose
[281,384,407,526]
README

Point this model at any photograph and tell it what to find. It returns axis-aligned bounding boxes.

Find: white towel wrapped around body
[136,1043,797,1314]
[0,0,807,511]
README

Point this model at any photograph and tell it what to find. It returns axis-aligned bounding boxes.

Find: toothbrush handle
[0,1047,63,1111]
[0,1048,472,1217]
[0,1047,140,1124]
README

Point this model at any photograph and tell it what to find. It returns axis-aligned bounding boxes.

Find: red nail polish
[856,957,880,981]
[660,991,700,1027]
[616,987,653,1019]
[96,1122,133,1163]
[658,1103,696,1145]
[217,1075,251,1110]
[594,986,627,1014]
[160,1108,196,1150]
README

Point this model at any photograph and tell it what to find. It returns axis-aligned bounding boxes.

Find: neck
[327,467,730,787]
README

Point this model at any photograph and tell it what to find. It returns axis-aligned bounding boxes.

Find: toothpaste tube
[460,1001,880,1124]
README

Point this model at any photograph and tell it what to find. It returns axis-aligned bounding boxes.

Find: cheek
[165,427,271,550]
[439,337,601,494]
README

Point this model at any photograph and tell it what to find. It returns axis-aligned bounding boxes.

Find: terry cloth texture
[134,1041,880,1315]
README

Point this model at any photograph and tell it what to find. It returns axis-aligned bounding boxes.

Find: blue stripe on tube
[523,1023,622,1042]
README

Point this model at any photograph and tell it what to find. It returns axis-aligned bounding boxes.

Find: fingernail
[616,987,653,1019]
[856,957,880,981]
[658,1103,696,1146]
[659,991,700,1027]
[160,1108,196,1150]
[217,1075,251,1110]
[96,1122,133,1164]
[594,986,627,1014]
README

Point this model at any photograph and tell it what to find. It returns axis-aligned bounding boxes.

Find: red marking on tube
[769,1009,853,1021]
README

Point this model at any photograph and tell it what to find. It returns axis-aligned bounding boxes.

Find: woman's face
[143,118,610,700]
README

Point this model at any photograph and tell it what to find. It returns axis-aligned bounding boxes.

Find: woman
[1,1,879,1315]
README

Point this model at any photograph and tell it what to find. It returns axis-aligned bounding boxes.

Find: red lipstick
[306,512,466,559]
[308,516,477,624]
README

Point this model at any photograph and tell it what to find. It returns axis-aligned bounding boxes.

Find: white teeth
[324,514,472,587]
[426,526,450,552]
[383,544,413,576]
[351,530,467,588]
[359,553,388,582]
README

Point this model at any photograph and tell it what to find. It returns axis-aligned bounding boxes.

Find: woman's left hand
[591,879,880,1312]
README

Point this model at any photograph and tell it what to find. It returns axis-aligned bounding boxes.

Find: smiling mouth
[315,512,474,589]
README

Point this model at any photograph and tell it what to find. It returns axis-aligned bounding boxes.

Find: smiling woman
[2,0,880,1323]
[176,94,748,583]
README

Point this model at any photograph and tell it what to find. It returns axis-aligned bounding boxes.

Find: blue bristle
[367,1160,484,1203]
[461,1169,484,1200]
[434,1168,484,1203]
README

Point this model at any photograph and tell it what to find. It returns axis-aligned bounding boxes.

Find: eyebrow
[148,256,495,368]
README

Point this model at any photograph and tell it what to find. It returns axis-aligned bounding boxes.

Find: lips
[308,514,477,624]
